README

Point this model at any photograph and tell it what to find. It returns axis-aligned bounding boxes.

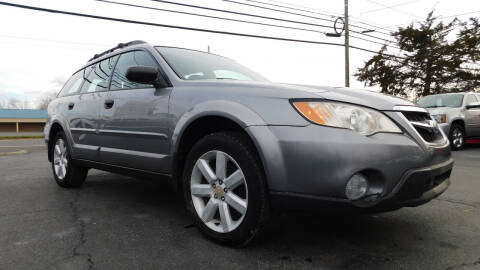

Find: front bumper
[246,123,452,211]
[269,158,452,211]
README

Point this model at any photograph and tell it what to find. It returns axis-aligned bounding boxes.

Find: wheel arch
[450,118,465,133]
[171,113,267,195]
[47,121,65,162]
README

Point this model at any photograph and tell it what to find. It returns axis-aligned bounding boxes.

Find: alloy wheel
[452,128,464,148]
[190,150,248,233]
[53,138,68,180]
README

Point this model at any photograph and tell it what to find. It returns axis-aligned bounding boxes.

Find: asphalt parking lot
[0,139,479,270]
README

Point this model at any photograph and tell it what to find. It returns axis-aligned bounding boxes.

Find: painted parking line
[0,145,45,148]
[0,149,28,157]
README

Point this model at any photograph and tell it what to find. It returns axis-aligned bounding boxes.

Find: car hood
[193,80,415,111]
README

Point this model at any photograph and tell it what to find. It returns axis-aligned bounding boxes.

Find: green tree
[355,12,479,98]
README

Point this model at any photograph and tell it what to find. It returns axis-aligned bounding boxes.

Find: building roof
[0,109,47,119]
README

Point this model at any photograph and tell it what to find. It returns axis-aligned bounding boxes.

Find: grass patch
[0,135,44,140]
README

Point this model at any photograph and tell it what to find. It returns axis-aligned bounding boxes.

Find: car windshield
[417,94,464,108]
[156,47,268,82]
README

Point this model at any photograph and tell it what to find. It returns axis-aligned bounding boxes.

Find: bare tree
[8,98,23,109]
[36,91,57,110]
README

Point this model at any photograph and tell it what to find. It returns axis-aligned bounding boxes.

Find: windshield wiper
[425,105,445,108]
[215,77,238,80]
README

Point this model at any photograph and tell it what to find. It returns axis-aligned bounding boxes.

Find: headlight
[431,114,446,123]
[292,101,402,136]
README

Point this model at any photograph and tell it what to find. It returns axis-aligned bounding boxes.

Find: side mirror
[126,66,168,88]
[466,102,480,110]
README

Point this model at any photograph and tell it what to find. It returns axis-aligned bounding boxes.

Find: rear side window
[58,71,84,97]
[110,50,158,90]
[465,94,478,105]
[80,56,118,93]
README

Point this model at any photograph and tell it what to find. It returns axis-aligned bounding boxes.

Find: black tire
[449,123,465,151]
[183,131,270,247]
[50,131,88,188]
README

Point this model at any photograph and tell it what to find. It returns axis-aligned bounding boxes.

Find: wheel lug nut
[221,196,225,201]
[224,188,228,192]
[219,180,223,185]
[214,194,218,199]
[212,184,216,188]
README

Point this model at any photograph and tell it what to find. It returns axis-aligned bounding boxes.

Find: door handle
[68,103,74,110]
[104,99,114,109]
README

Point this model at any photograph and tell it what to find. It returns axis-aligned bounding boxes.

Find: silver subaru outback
[45,41,453,246]
[418,92,480,150]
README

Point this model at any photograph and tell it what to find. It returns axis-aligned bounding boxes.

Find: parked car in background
[418,92,480,150]
[45,41,453,246]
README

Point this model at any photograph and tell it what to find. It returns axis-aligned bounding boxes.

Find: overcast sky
[0,0,478,108]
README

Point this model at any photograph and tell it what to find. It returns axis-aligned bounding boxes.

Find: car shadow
[76,171,438,268]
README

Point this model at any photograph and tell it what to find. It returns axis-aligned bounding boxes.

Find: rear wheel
[50,131,88,188]
[183,131,269,246]
[449,124,465,151]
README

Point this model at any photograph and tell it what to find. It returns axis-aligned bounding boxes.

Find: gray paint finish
[45,42,453,210]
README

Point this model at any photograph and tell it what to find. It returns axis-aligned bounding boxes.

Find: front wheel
[50,131,88,188]
[183,132,270,247]
[449,124,465,151]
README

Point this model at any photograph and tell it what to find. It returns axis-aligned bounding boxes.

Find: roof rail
[88,40,147,62]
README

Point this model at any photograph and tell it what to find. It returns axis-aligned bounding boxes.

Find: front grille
[401,111,444,143]
[397,169,451,201]
[402,111,431,122]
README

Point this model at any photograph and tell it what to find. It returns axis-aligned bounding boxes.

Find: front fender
[170,100,267,156]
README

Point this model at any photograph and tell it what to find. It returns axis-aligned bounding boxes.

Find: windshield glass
[156,47,268,82]
[417,94,464,108]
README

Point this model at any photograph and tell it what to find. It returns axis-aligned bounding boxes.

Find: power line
[362,0,423,19]
[222,0,336,24]
[380,9,480,30]
[440,10,480,19]
[239,0,392,35]
[357,0,423,16]
[145,0,334,29]
[263,0,343,17]
[0,1,384,55]
[221,0,396,44]
[99,0,399,50]
[223,0,395,38]
[259,0,400,37]
[97,0,332,34]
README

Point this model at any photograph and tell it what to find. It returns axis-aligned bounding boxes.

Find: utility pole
[344,0,350,87]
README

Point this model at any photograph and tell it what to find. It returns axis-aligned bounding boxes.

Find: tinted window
[80,56,118,93]
[418,94,464,108]
[110,50,158,90]
[156,47,267,82]
[466,94,478,105]
[58,71,84,97]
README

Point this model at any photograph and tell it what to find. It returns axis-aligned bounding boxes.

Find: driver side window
[110,50,159,90]
[466,95,478,106]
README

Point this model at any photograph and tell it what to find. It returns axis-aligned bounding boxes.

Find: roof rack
[88,40,147,62]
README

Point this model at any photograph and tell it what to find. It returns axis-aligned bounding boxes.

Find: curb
[0,149,29,157]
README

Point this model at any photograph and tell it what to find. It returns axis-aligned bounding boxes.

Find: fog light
[345,173,368,200]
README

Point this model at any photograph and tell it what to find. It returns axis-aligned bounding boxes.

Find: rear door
[69,56,118,161]
[464,94,480,137]
[98,50,172,173]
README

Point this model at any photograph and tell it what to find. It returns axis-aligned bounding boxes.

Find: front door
[464,94,480,137]
[98,50,172,173]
